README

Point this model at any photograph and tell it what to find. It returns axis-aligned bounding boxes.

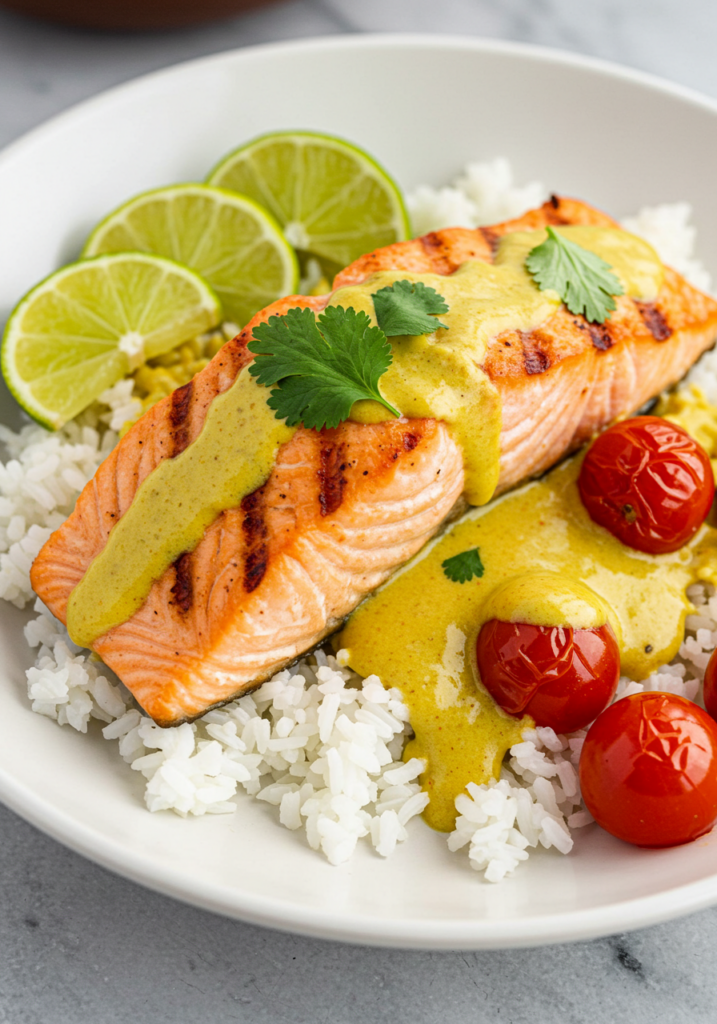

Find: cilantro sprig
[525,227,624,324]
[248,305,400,431]
[372,279,449,336]
[442,547,485,584]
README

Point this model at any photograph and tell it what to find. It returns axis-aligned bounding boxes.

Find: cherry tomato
[578,416,714,554]
[475,620,620,733]
[580,692,717,847]
[703,648,717,722]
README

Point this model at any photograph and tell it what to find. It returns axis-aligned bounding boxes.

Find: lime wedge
[83,184,298,327]
[206,131,410,273]
[2,253,221,429]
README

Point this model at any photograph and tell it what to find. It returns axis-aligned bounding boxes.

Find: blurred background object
[0,0,281,30]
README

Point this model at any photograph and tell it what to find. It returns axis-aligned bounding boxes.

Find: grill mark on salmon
[170,552,194,613]
[318,440,348,517]
[521,331,551,375]
[420,232,458,274]
[568,318,615,352]
[30,196,717,725]
[169,380,194,457]
[546,194,569,225]
[241,489,268,593]
[636,301,673,341]
[480,227,499,258]
[589,322,615,351]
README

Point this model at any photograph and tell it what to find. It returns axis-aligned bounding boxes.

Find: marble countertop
[1,2,716,1020]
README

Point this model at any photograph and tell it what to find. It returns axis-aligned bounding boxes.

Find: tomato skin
[704,649,717,722]
[579,692,717,848]
[475,620,620,733]
[578,416,714,554]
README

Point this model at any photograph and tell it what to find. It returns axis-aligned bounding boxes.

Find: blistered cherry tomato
[578,416,714,554]
[475,620,620,733]
[703,649,717,722]
[580,692,717,847]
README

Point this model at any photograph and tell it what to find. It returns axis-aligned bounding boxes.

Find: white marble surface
[1,1,717,1020]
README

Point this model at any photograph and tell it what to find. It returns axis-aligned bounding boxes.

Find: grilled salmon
[31,197,717,725]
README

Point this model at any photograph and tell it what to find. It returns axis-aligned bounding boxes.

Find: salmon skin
[31,197,717,726]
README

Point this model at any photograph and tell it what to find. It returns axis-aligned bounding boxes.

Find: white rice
[0,380,138,608]
[24,601,426,865]
[408,158,548,236]
[4,158,716,881]
[622,203,712,293]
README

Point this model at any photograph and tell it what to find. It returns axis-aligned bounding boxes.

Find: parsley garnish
[525,227,625,324]
[442,547,485,584]
[247,305,400,430]
[372,279,449,336]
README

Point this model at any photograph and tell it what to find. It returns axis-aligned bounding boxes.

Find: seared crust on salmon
[31,197,717,725]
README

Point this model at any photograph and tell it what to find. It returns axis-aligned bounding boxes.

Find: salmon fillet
[31,196,717,725]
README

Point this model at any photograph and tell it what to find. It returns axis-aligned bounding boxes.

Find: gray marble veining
[320,0,717,97]
[1,2,717,1020]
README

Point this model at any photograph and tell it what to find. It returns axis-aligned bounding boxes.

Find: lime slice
[83,184,298,328]
[2,253,221,429]
[206,131,410,272]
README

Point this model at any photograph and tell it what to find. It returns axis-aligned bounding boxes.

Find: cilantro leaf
[525,227,625,324]
[441,547,485,584]
[247,304,400,431]
[372,279,449,336]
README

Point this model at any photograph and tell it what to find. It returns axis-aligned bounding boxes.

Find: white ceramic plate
[2,35,717,950]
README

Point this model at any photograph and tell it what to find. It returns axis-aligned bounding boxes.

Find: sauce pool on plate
[340,391,717,831]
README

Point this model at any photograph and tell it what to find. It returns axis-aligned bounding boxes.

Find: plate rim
[4,756,717,949]
[3,31,717,949]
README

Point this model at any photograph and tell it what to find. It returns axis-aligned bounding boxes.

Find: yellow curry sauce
[340,391,717,831]
[67,369,294,646]
[66,226,664,660]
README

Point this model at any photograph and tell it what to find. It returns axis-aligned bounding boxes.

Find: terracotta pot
[0,0,281,30]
